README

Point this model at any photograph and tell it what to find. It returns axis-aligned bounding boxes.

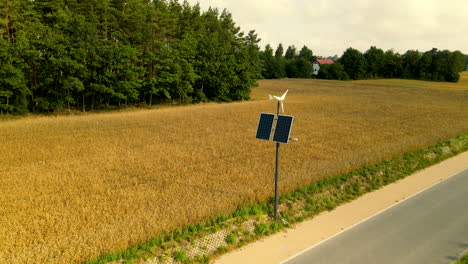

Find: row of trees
[0,0,262,114]
[332,47,466,82]
[260,44,317,79]
[260,44,466,82]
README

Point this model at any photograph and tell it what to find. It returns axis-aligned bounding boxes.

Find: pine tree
[260,44,275,79]
[298,45,315,62]
[274,43,284,58]
[284,45,296,60]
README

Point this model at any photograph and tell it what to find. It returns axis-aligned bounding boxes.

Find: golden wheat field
[1,74,468,263]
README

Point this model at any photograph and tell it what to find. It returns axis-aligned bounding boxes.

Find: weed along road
[284,168,468,264]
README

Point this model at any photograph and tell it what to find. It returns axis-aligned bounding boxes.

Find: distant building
[313,59,334,75]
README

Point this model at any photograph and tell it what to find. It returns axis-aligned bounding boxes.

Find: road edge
[215,151,468,264]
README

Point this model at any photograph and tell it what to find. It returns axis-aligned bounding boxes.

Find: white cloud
[187,0,468,56]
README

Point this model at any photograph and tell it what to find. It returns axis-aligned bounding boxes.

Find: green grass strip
[454,254,468,264]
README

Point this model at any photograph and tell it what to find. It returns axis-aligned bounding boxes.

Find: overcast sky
[186,0,468,57]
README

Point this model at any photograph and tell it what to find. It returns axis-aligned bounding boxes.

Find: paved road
[284,168,468,264]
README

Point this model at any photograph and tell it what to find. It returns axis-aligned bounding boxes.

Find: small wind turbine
[269,89,288,113]
[261,89,294,221]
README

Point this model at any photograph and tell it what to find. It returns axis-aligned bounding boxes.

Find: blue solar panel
[256,113,275,141]
[273,115,294,144]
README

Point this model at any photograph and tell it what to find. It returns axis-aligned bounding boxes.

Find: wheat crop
[1,74,467,263]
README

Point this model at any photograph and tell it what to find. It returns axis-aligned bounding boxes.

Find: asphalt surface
[284,168,468,264]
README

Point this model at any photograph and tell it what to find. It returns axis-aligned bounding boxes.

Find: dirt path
[215,151,468,264]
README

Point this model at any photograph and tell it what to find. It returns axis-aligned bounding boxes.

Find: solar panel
[273,115,294,144]
[256,113,275,141]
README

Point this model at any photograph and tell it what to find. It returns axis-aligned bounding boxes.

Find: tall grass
[1,75,467,263]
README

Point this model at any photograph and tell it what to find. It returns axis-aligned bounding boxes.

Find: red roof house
[314,59,335,65]
[313,59,334,75]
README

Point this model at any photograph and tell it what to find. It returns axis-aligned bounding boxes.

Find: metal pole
[274,141,280,220]
[274,101,280,221]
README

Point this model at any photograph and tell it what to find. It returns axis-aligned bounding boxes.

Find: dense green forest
[0,0,262,114]
[1,0,467,115]
[260,44,466,82]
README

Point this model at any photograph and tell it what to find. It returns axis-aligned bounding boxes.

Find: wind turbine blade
[269,95,274,100]
[279,89,289,100]
[281,101,284,113]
